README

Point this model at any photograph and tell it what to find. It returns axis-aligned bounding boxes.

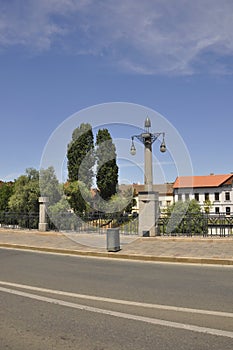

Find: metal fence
[0,211,39,230]
[206,213,233,237]
[158,213,233,237]
[0,211,138,234]
[1,211,232,237]
[48,212,139,235]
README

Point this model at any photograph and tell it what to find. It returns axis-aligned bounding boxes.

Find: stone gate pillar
[138,191,159,237]
[38,197,49,231]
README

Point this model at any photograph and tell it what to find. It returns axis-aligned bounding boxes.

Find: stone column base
[138,191,159,237]
[39,223,48,232]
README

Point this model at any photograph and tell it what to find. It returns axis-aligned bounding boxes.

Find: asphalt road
[0,248,233,350]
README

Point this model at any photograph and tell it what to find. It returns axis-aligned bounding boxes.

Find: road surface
[0,248,233,349]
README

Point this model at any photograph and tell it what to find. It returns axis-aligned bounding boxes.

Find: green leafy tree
[67,123,95,186]
[67,123,95,213]
[64,181,92,216]
[8,167,61,214]
[48,196,70,214]
[166,199,201,216]
[124,188,137,213]
[0,182,14,211]
[96,129,118,200]
[8,168,40,213]
[165,199,206,235]
[203,199,212,214]
[39,166,61,205]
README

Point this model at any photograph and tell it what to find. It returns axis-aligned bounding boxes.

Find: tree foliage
[67,123,95,187]
[8,168,40,213]
[165,199,207,235]
[64,181,92,215]
[96,129,118,200]
[7,167,61,214]
[0,182,14,211]
[48,196,70,214]
[106,189,135,214]
[203,199,212,213]
[39,166,61,205]
[66,124,119,213]
[66,123,95,214]
[166,199,201,216]
[123,188,137,213]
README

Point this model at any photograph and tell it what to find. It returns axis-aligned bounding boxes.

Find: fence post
[38,197,49,231]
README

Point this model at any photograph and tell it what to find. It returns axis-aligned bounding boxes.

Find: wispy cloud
[1,0,233,75]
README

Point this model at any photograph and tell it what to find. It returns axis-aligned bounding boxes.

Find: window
[215,207,220,214]
[205,193,209,201]
[166,201,171,206]
[214,192,219,201]
[194,193,199,201]
[185,193,189,201]
[178,194,182,201]
[226,207,231,215]
[225,192,230,201]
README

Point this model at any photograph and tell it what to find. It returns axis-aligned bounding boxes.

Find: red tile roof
[173,174,233,189]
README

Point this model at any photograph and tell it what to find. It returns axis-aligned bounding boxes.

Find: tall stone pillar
[39,197,49,231]
[138,191,159,237]
[144,138,153,192]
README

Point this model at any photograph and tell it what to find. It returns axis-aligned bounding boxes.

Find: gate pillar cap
[39,197,49,203]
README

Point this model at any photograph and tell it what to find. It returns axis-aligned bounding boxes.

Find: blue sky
[1,0,233,185]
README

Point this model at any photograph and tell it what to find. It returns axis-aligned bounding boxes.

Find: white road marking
[0,285,233,339]
[0,280,232,319]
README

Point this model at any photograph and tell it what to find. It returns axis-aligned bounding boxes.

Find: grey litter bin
[107,228,120,252]
[142,230,149,237]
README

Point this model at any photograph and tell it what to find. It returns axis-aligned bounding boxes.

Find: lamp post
[130,117,166,191]
[130,117,166,236]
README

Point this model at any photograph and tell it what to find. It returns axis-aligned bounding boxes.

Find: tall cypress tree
[96,129,118,200]
[67,123,95,187]
[66,123,95,214]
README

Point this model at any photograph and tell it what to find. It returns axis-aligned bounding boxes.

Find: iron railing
[1,211,233,237]
[0,212,39,230]
[47,212,139,235]
[158,213,233,237]
[0,211,138,234]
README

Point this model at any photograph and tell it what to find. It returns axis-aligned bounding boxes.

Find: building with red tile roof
[173,174,233,189]
[173,174,233,214]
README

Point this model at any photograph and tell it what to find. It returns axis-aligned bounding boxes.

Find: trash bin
[107,228,120,252]
[142,230,149,237]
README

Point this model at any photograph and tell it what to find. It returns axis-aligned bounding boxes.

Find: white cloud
[1,0,233,75]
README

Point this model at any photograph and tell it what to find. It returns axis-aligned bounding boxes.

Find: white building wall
[133,193,173,213]
[159,194,173,211]
[174,185,233,214]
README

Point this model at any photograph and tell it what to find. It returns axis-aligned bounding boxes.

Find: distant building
[173,174,233,215]
[119,183,174,213]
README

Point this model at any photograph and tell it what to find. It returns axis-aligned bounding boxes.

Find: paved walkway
[0,228,233,265]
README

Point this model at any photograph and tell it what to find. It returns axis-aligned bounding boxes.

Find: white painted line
[0,280,233,319]
[0,286,233,339]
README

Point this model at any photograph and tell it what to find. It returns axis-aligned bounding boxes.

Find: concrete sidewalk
[0,228,233,265]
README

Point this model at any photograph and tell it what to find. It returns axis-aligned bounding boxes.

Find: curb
[1,243,233,266]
